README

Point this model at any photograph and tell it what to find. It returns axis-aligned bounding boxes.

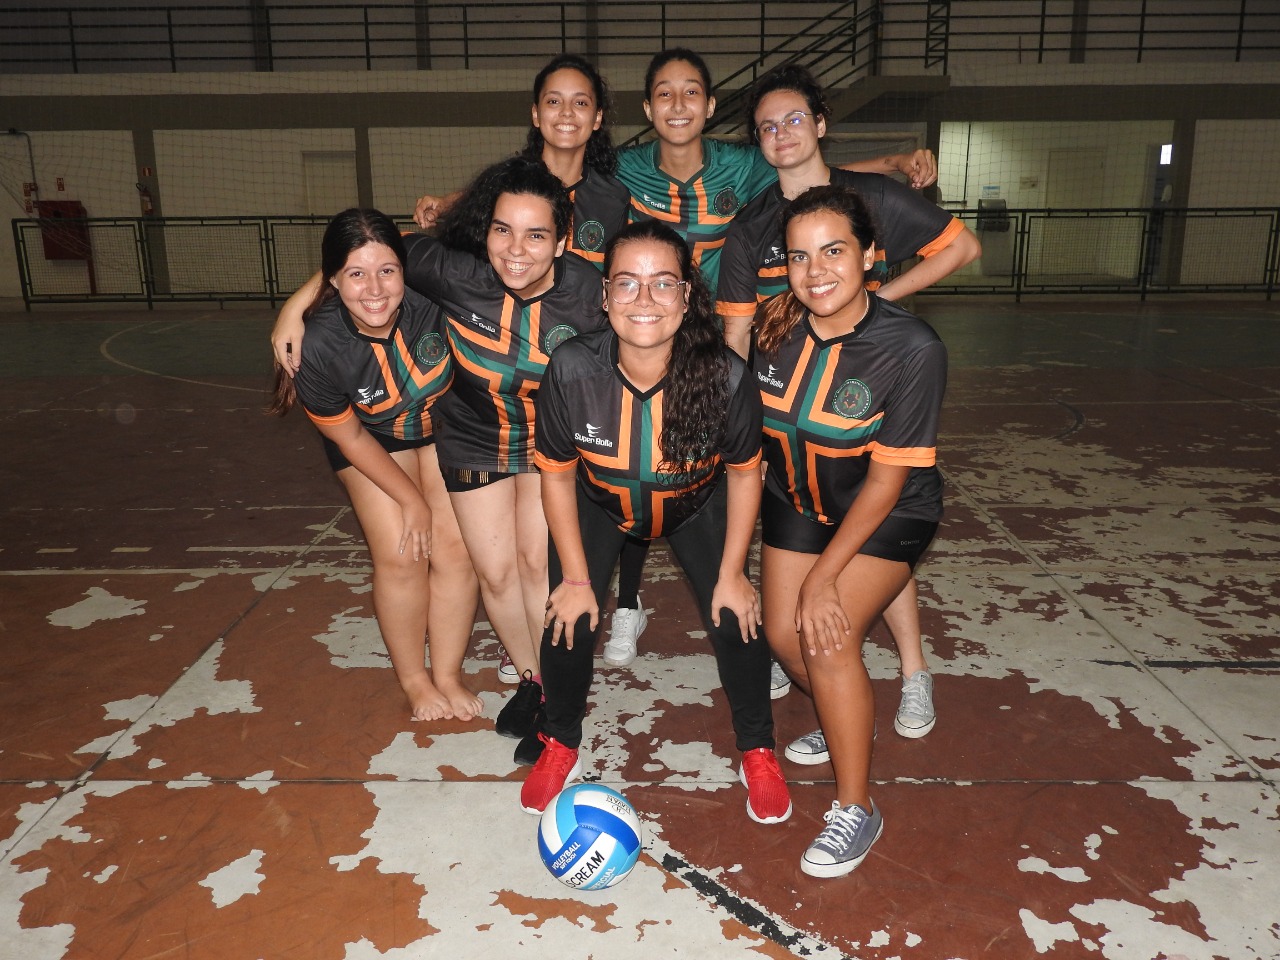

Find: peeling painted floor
[1,298,1277,960]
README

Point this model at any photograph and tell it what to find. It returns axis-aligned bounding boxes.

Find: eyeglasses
[604,278,688,305]
[755,111,813,140]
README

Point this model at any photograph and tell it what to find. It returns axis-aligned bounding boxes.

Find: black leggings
[540,482,774,752]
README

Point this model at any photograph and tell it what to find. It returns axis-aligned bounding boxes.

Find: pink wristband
[562,577,590,587]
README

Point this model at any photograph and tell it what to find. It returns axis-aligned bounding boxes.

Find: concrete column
[355,127,374,208]
[131,128,170,298]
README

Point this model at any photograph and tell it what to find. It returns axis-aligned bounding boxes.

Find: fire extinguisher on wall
[136,182,154,216]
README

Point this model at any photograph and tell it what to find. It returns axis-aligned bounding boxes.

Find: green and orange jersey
[615,138,777,292]
[535,329,762,539]
[753,295,947,525]
[293,286,452,441]
[401,233,607,474]
[564,167,631,269]
[716,167,966,321]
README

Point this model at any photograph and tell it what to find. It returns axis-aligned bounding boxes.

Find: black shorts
[322,429,432,473]
[440,465,524,493]
[761,489,937,568]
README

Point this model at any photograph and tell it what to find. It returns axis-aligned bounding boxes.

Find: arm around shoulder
[271,272,323,374]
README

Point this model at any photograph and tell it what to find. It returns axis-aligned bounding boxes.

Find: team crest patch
[713,187,740,216]
[832,378,872,419]
[577,219,606,252]
[413,332,448,367]
[544,324,578,352]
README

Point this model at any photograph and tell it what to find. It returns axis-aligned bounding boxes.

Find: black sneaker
[513,714,545,766]
[495,670,542,740]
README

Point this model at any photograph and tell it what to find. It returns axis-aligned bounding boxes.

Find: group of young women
[271,48,959,879]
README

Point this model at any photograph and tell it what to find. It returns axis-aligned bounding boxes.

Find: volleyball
[537,784,643,890]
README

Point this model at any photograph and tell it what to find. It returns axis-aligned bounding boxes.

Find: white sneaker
[769,660,792,699]
[498,652,519,684]
[603,604,647,667]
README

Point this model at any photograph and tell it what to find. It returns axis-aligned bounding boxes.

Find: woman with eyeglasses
[518,220,791,828]
[718,63,981,749]
[619,48,936,301]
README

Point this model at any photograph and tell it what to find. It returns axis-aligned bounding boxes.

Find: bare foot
[402,674,454,722]
[434,675,485,721]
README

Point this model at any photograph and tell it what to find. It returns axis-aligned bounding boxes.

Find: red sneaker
[739,747,793,824]
[520,734,582,815]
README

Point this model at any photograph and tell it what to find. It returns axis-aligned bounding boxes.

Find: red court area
[1,299,1278,959]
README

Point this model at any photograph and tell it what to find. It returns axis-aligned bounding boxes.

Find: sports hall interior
[1,2,1278,958]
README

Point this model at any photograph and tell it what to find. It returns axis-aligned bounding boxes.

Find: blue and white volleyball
[538,783,643,890]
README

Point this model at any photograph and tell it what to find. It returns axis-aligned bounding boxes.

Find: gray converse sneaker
[769,660,792,699]
[784,729,828,765]
[801,800,883,878]
[603,604,647,667]
[894,669,936,738]
[784,722,877,765]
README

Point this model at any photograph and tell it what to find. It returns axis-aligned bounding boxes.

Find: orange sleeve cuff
[870,444,936,469]
[727,450,764,471]
[917,217,966,259]
[533,451,578,473]
[304,407,356,428]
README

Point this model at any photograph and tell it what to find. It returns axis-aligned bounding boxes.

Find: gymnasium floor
[1,296,1277,960]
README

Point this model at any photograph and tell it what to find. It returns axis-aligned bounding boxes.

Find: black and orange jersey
[535,329,763,539]
[616,138,777,292]
[401,233,607,473]
[716,167,965,320]
[566,167,631,269]
[293,286,452,441]
[753,295,947,525]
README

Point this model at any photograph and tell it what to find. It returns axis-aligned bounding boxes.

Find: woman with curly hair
[268,208,481,723]
[518,220,791,828]
[413,55,653,670]
[753,185,947,877]
[271,158,607,751]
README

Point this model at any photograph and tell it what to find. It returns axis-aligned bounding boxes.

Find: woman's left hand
[543,581,598,650]
[711,572,761,643]
[795,571,850,656]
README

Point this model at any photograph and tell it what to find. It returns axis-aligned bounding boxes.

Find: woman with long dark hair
[753,185,947,877]
[269,208,481,723]
[519,220,791,828]
[412,56,653,672]
[271,159,607,754]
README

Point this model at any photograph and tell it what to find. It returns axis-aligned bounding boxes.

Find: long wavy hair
[643,47,714,100]
[743,63,832,146]
[268,208,407,415]
[522,53,618,177]
[435,155,571,260]
[603,220,727,485]
[755,185,877,357]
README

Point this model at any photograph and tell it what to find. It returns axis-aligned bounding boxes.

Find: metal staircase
[623,0,950,145]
